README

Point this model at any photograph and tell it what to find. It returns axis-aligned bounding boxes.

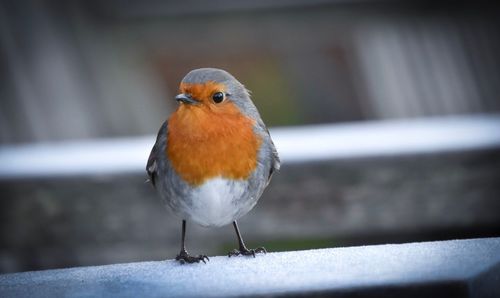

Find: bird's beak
[175,94,198,105]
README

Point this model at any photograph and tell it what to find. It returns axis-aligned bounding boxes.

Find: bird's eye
[212,92,225,103]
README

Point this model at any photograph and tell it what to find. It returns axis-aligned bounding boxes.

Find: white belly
[181,177,256,227]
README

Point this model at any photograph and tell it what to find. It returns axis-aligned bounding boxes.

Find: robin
[147,68,280,264]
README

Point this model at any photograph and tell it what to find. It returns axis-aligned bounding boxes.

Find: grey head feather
[182,68,237,85]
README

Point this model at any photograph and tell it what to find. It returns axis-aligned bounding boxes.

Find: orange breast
[167,102,262,186]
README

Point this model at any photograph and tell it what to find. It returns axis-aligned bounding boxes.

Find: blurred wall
[2,150,500,273]
[1,0,499,144]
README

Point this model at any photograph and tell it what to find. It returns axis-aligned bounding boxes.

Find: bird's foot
[228,246,267,258]
[175,250,209,264]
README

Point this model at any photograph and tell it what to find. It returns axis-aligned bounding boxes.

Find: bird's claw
[228,246,267,258]
[176,251,209,264]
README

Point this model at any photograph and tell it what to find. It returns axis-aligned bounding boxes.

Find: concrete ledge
[1,238,499,297]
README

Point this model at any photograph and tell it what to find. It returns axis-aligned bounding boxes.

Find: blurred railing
[1,114,500,179]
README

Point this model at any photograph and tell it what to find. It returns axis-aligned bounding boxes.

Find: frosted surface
[1,238,499,297]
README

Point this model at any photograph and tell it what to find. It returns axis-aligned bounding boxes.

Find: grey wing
[146,121,168,188]
[266,127,280,182]
[256,120,280,184]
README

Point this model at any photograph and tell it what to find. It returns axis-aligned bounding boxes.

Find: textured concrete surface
[0,238,499,298]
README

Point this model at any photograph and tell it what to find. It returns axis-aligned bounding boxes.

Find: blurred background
[1,0,500,273]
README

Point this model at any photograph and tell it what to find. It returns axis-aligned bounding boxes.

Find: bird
[146,68,280,264]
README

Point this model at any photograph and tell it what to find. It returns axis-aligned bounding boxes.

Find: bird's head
[174,68,258,119]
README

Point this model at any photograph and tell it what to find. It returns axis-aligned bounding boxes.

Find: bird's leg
[175,220,209,264]
[228,221,267,257]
